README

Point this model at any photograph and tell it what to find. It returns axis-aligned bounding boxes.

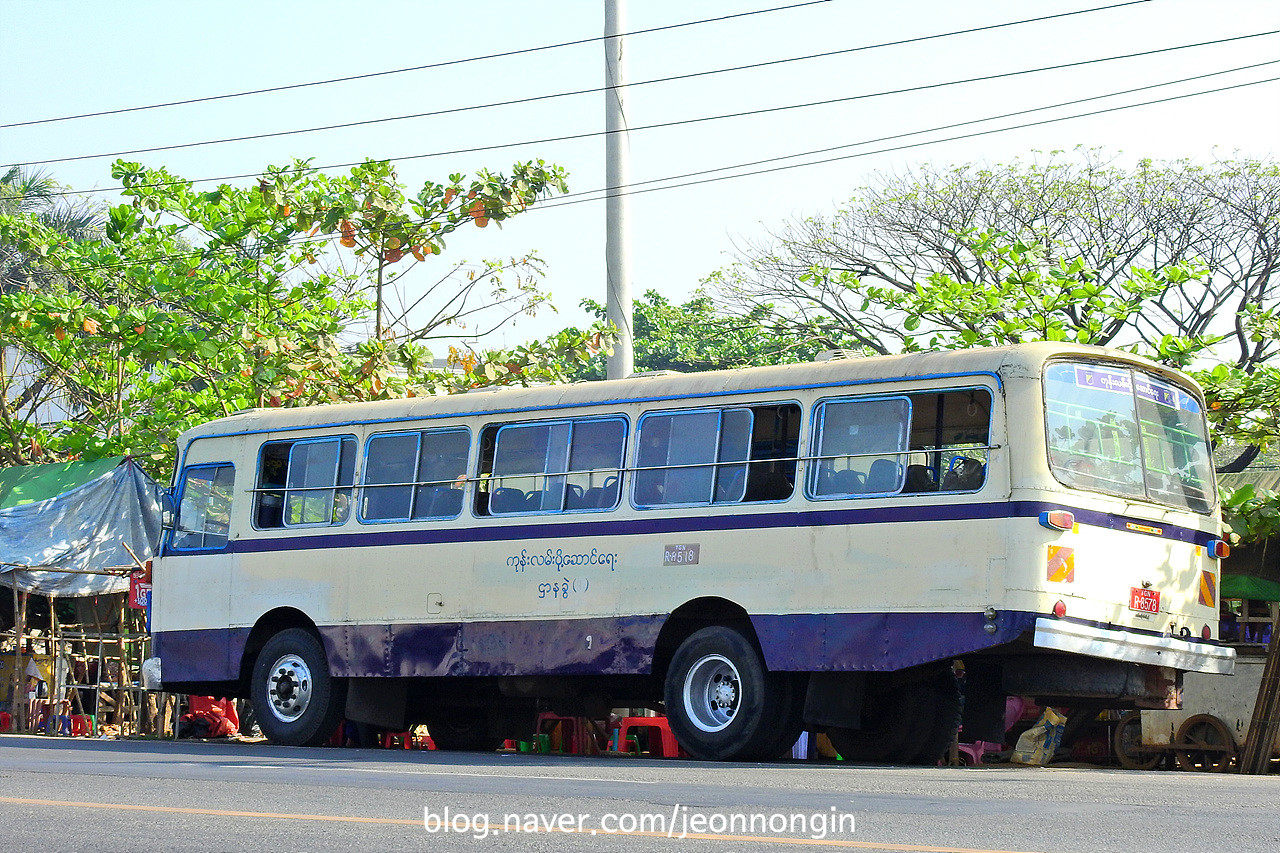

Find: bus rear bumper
[1033,617,1235,676]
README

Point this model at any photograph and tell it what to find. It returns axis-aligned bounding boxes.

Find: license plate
[1130,587,1161,614]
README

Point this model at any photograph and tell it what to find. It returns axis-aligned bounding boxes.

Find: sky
[3,0,1278,355]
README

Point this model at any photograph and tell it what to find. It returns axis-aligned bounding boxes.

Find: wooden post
[9,587,21,732]
[14,591,26,731]
[47,594,58,736]
[1239,608,1280,774]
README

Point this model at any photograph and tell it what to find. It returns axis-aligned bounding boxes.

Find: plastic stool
[615,716,682,758]
[0,711,10,733]
[70,714,93,737]
[536,713,592,754]
[382,731,413,749]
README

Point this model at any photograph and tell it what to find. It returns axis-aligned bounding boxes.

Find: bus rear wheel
[251,628,345,747]
[664,625,786,761]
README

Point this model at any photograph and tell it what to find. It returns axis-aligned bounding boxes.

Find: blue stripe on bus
[214,499,1215,555]
[154,608,1040,684]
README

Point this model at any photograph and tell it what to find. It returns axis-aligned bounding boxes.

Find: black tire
[756,673,808,760]
[663,626,786,761]
[904,669,963,765]
[251,628,345,747]
[827,676,933,764]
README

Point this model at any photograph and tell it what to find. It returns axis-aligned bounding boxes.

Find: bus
[151,342,1234,763]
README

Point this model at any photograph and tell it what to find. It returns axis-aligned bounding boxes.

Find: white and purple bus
[151,342,1232,762]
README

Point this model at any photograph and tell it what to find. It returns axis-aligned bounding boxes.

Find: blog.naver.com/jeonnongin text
[423,804,856,841]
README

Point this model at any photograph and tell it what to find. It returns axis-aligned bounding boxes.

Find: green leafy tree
[558,290,843,380]
[0,158,605,473]
[710,151,1280,471]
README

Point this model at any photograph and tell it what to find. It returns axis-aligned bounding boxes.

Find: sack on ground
[1010,707,1066,766]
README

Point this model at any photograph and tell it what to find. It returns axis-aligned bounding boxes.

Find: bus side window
[809,397,910,499]
[171,463,235,551]
[480,418,625,516]
[254,436,356,528]
[360,427,470,523]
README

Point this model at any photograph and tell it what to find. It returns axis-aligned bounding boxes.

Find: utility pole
[604,0,634,380]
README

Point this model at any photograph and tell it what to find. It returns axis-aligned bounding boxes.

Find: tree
[709,150,1280,467]
[0,158,606,473]
[559,290,843,380]
[714,151,1279,356]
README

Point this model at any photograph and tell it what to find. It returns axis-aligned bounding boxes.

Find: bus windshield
[1044,362,1215,514]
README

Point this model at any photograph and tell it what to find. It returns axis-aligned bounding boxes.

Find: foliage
[560,290,842,380]
[710,150,1280,470]
[1220,483,1280,545]
[0,158,601,475]
[714,150,1280,367]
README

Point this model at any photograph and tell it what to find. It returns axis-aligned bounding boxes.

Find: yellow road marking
[0,796,1050,852]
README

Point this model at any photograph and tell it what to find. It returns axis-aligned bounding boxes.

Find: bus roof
[180,341,1188,442]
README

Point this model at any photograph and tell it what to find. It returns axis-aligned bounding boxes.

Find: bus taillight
[1039,510,1075,531]
[1207,539,1230,559]
[1052,600,1067,618]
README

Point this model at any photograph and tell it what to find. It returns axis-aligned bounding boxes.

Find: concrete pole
[604,0,634,380]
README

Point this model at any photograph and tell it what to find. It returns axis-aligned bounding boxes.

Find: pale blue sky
[4,0,1278,350]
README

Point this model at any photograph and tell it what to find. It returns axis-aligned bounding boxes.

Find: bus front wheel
[663,625,786,761]
[251,628,345,747]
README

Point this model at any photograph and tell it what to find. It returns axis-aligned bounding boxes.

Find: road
[0,734,1277,852]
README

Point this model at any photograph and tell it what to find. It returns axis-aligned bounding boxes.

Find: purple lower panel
[320,615,665,678]
[154,627,250,683]
[751,610,1038,672]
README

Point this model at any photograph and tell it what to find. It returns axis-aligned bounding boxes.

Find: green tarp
[0,456,126,509]
[1222,574,1280,603]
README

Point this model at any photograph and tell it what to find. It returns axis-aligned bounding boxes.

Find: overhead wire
[0,0,840,129]
[7,1,1165,167]
[31,64,1278,280]
[537,70,1280,210]
[22,28,1279,200]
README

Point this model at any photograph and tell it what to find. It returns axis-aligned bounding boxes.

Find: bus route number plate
[664,544,700,566]
[1129,587,1161,614]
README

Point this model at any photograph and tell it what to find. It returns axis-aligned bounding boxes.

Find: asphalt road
[1,734,1277,853]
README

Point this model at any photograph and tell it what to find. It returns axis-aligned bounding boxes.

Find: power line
[537,74,1280,210]
[0,0,839,129]
[541,59,1280,206]
[30,65,1277,280]
[25,28,1278,198]
[7,1,1161,166]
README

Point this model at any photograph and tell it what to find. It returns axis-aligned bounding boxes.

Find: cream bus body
[153,342,1231,761]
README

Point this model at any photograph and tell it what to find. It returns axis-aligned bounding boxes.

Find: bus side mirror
[160,488,177,530]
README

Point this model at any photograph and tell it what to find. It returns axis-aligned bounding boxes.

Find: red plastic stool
[615,716,683,757]
[536,713,592,754]
[70,714,93,737]
[0,711,10,733]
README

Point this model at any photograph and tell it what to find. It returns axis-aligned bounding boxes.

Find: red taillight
[1052,600,1067,618]
[1208,539,1230,559]
[1040,510,1076,531]
[1202,624,1212,640]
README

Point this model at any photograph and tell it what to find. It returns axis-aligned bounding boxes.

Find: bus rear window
[1044,362,1213,513]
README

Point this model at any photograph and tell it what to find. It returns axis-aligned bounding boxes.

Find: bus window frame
[251,435,357,530]
[487,415,628,517]
[807,394,913,500]
[1043,360,1215,515]
[631,406,756,509]
[168,462,235,553]
[358,426,472,524]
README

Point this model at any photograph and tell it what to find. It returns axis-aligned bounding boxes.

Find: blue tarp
[0,458,162,597]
